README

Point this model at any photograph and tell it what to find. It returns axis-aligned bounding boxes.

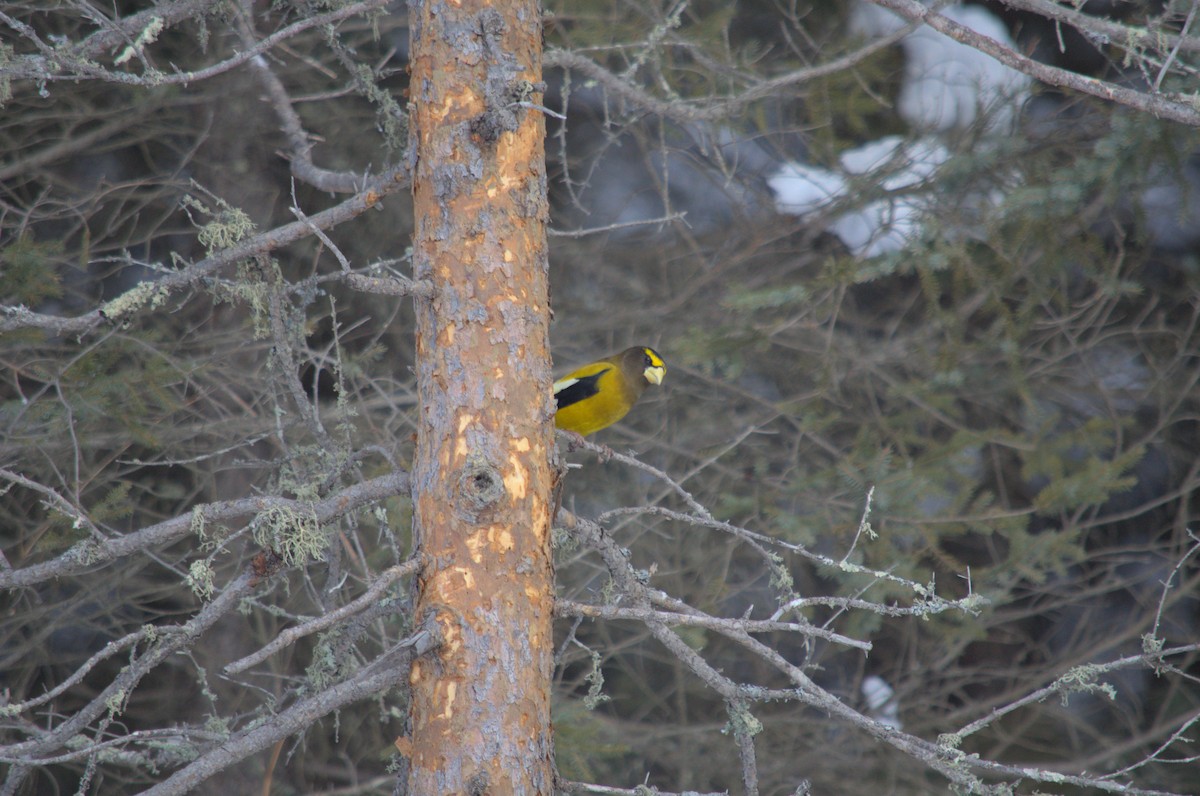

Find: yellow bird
[554,346,666,436]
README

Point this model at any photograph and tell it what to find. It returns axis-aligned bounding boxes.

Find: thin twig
[0,471,409,590]
[224,557,422,674]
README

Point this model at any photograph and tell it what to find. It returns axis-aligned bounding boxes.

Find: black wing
[554,368,609,410]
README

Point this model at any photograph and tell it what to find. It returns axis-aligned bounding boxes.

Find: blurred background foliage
[2,0,1199,793]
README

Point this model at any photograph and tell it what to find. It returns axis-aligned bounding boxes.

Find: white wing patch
[553,376,579,394]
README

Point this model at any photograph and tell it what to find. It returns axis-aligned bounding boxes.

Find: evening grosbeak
[553,346,666,436]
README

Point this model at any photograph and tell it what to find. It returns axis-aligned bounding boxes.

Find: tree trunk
[404,0,555,793]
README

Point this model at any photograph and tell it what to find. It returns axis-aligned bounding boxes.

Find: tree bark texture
[405,0,554,793]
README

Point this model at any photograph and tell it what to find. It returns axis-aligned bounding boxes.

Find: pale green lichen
[252,503,324,566]
[723,700,763,738]
[114,17,164,66]
[69,539,104,567]
[551,524,580,553]
[305,633,343,690]
[582,648,610,710]
[766,551,793,594]
[1027,769,1067,784]
[181,194,255,255]
[190,505,206,538]
[600,576,618,605]
[0,43,12,105]
[937,732,962,749]
[106,688,129,717]
[204,714,231,736]
[101,280,170,320]
[186,560,215,600]
[217,260,273,339]
[1056,664,1117,705]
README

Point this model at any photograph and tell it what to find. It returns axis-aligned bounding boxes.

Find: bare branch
[998,0,1200,56]
[1,570,257,793]
[556,597,872,652]
[543,1,1200,128]
[237,12,373,194]
[559,781,727,796]
[870,0,1200,126]
[0,471,409,590]
[544,19,921,124]
[0,0,390,88]
[139,626,436,796]
[343,273,435,297]
[0,165,411,337]
[224,557,423,675]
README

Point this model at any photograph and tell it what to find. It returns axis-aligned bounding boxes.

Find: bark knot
[456,453,506,519]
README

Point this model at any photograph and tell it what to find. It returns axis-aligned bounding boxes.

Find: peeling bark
[404,0,555,793]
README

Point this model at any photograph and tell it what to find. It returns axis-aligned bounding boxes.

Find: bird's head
[629,346,665,386]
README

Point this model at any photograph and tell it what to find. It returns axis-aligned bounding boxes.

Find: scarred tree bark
[403,0,555,793]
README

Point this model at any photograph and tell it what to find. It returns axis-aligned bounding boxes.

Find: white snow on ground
[862,675,903,730]
[769,3,1030,256]
[851,1,1030,133]
[768,136,950,256]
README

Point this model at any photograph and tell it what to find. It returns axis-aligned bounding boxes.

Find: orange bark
[405,0,554,793]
